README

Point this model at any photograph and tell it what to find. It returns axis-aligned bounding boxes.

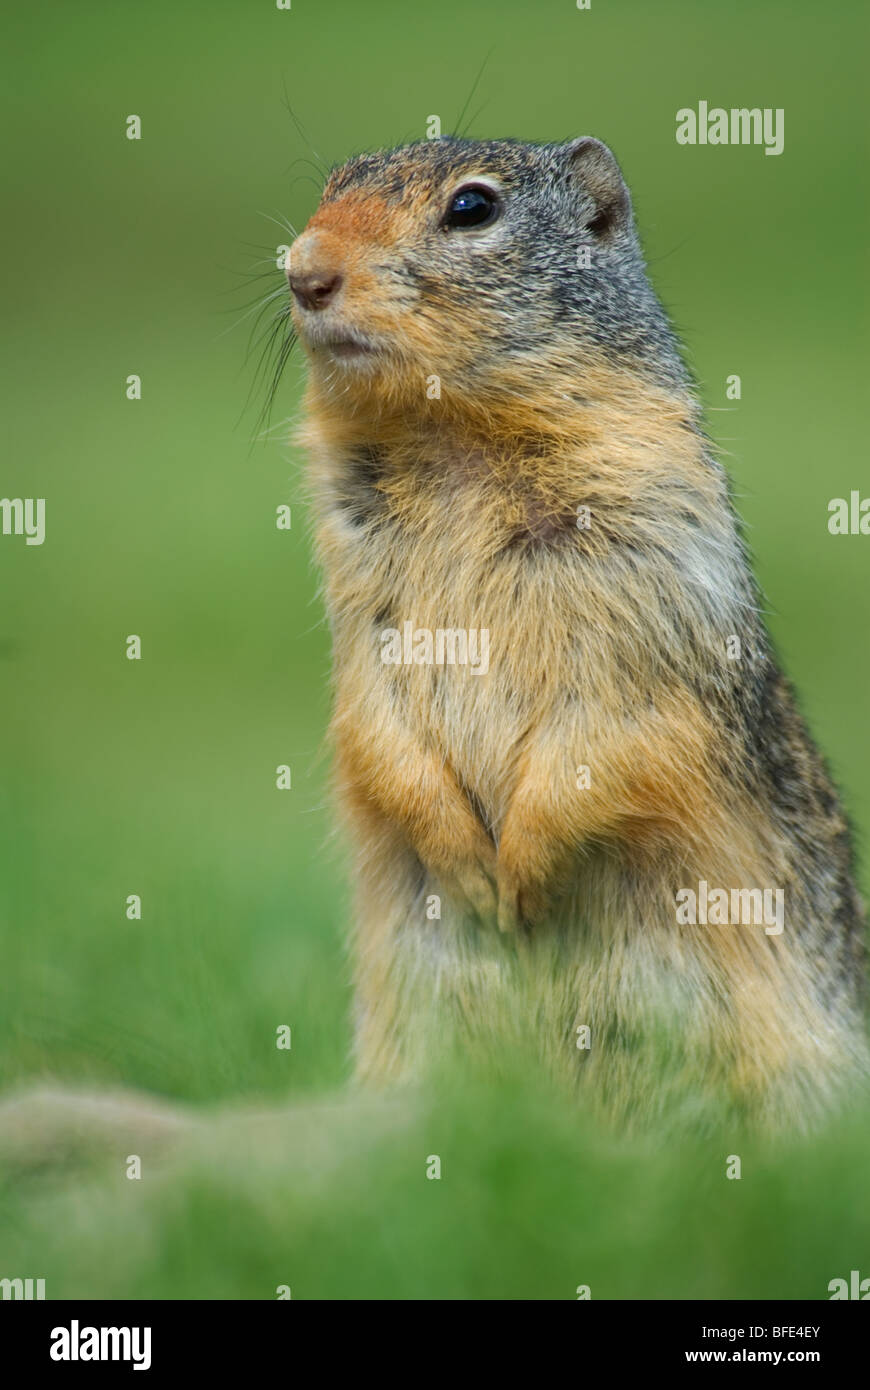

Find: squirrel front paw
[495,865,552,933]
[495,818,559,932]
[453,857,499,925]
[434,834,499,927]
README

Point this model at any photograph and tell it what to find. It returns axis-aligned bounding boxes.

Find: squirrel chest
[313,443,569,828]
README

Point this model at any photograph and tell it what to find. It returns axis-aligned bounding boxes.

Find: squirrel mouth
[305,328,380,362]
[325,338,375,359]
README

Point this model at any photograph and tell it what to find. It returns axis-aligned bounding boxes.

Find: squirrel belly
[288,136,869,1128]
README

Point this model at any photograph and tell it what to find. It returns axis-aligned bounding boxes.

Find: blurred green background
[1,0,868,1298]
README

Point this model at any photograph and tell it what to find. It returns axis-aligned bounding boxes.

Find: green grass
[1,1069,869,1300]
[0,0,868,1299]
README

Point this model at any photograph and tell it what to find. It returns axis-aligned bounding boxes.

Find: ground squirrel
[286,134,869,1129]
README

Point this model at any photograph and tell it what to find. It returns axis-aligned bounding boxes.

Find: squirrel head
[288,137,687,428]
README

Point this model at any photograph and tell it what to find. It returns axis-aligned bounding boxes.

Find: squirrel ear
[561,137,632,238]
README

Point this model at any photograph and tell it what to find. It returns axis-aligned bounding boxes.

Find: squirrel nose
[288,269,343,312]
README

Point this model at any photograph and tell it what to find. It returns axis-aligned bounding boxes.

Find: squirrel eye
[443,184,501,230]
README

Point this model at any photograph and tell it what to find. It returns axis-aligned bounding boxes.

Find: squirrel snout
[287,267,343,312]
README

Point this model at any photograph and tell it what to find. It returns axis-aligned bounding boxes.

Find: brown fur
[288,136,869,1130]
